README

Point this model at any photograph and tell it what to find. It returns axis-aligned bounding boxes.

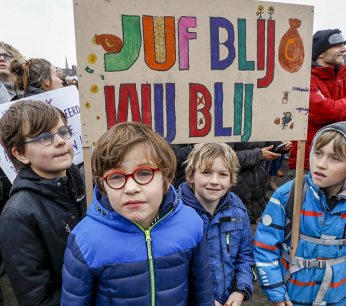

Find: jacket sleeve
[253,186,289,303]
[187,233,215,306]
[232,211,255,300]
[229,146,264,170]
[61,233,95,305]
[0,207,60,306]
[309,74,346,125]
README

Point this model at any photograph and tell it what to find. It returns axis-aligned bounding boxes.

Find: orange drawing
[274,118,280,125]
[93,34,123,53]
[278,19,305,73]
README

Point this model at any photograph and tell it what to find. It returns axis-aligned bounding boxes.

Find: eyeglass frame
[101,166,159,190]
[24,126,73,146]
[0,53,13,60]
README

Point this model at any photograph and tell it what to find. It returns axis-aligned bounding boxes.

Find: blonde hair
[0,42,25,61]
[185,143,239,189]
[314,130,346,159]
[91,122,177,194]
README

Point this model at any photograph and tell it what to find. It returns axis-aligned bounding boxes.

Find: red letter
[189,84,212,137]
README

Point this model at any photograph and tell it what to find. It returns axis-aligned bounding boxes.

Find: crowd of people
[0,26,345,306]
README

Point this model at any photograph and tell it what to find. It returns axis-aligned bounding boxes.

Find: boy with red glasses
[61,122,214,305]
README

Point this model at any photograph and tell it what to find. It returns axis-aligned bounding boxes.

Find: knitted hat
[312,29,346,60]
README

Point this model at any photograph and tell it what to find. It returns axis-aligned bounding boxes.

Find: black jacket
[0,165,86,305]
[228,141,279,224]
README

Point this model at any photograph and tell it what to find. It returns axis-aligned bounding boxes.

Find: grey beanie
[312,29,346,61]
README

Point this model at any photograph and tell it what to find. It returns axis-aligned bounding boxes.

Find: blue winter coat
[61,185,214,306]
[253,174,346,305]
[178,183,254,304]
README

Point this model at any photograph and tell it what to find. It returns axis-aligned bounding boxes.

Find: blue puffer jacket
[61,185,214,306]
[178,183,254,304]
[253,174,346,305]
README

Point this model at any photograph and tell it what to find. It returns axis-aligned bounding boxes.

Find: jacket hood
[87,185,179,231]
[309,121,346,196]
[178,182,231,216]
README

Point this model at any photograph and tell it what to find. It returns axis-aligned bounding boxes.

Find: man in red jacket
[288,29,346,178]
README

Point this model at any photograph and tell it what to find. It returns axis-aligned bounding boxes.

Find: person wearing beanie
[288,29,346,178]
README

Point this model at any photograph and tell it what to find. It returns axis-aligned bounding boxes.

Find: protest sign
[73,0,313,146]
[0,86,83,182]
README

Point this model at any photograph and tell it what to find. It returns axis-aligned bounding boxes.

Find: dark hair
[0,100,67,171]
[10,58,52,96]
[91,122,177,194]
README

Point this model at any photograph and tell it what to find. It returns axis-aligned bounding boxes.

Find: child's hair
[185,143,239,189]
[0,42,25,62]
[0,100,67,171]
[314,130,346,159]
[10,58,52,95]
[91,122,177,194]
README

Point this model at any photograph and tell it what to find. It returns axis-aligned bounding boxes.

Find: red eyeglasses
[101,166,159,190]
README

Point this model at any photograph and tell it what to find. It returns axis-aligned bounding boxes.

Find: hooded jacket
[254,122,346,305]
[0,165,86,306]
[61,185,214,306]
[11,86,44,101]
[228,141,280,224]
[289,63,346,170]
[178,183,254,304]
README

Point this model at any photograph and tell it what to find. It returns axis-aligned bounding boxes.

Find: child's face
[14,117,74,178]
[311,139,346,196]
[102,143,164,230]
[189,156,231,211]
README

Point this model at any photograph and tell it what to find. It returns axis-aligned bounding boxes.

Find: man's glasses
[25,126,73,146]
[0,53,13,60]
[102,166,159,190]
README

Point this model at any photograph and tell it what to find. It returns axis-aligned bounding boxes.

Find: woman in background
[10,58,62,100]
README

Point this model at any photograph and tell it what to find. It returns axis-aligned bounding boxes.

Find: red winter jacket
[289,64,346,169]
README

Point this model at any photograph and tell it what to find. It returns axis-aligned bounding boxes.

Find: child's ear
[12,147,30,165]
[187,176,194,184]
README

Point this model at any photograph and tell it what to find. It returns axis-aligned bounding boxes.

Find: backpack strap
[283,174,308,241]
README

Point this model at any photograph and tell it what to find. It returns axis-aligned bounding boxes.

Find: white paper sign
[0,86,83,183]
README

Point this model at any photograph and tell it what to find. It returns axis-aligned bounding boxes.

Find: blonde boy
[178,143,254,306]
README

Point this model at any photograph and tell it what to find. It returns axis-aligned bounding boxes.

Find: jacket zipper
[135,208,174,306]
[144,230,155,306]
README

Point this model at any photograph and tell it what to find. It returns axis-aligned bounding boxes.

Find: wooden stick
[82,147,94,207]
[290,140,306,258]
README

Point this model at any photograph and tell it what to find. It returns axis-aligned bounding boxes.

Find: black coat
[229,141,280,224]
[0,165,86,305]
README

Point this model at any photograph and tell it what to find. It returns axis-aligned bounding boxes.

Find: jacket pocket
[220,218,244,261]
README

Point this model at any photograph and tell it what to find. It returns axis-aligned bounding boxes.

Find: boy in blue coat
[61,122,214,305]
[254,121,346,306]
[178,143,254,306]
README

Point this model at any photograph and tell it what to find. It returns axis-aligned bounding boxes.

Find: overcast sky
[1,0,345,69]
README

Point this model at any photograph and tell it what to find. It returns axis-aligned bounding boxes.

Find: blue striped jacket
[253,174,346,305]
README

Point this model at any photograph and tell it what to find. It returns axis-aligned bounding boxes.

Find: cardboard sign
[73,0,313,145]
[0,86,83,182]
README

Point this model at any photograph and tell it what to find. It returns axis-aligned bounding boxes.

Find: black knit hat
[312,29,346,61]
